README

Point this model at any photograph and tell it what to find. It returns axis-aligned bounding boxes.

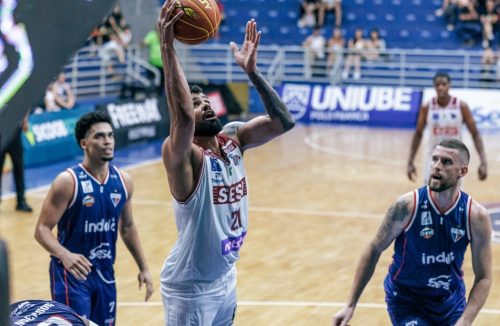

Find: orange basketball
[173,0,221,45]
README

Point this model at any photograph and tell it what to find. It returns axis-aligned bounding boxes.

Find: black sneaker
[16,200,33,212]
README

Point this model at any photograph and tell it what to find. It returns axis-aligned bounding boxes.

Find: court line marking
[304,130,500,174]
[128,199,384,219]
[116,300,500,315]
[1,158,164,201]
[303,131,404,166]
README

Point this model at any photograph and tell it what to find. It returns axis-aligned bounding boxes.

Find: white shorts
[161,267,237,326]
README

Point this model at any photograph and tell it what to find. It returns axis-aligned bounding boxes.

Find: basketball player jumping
[333,139,492,325]
[158,1,295,324]
[407,72,487,184]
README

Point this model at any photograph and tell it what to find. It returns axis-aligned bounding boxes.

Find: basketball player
[10,300,98,326]
[333,139,492,326]
[158,1,295,324]
[407,72,487,184]
[34,111,154,326]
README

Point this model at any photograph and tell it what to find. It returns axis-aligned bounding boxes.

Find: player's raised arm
[229,19,295,151]
[158,0,201,200]
[333,192,414,326]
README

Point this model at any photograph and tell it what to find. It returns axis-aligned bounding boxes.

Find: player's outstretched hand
[332,306,354,326]
[406,162,417,182]
[138,269,154,301]
[158,0,183,46]
[230,19,261,74]
[60,251,92,281]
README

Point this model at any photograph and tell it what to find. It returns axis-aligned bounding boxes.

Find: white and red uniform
[160,134,248,325]
[423,96,463,183]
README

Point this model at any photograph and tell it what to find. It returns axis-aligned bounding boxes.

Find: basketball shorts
[384,276,465,326]
[50,259,117,326]
[161,266,237,326]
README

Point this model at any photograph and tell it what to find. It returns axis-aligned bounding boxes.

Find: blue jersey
[387,186,471,299]
[10,300,87,325]
[54,164,128,268]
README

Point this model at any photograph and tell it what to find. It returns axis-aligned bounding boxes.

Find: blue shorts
[50,259,117,326]
[384,276,465,326]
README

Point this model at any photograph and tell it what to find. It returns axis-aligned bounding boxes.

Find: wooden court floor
[1,124,500,325]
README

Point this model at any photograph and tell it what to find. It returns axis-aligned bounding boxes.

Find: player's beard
[428,177,455,192]
[102,156,114,162]
[195,118,223,137]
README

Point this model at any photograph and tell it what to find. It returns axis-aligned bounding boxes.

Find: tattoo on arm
[378,200,410,240]
[247,70,295,131]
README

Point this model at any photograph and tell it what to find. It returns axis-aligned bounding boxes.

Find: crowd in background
[300,0,387,81]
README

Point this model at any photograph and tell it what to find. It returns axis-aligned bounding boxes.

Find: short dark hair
[75,111,112,148]
[433,71,451,83]
[437,139,470,164]
[190,84,203,94]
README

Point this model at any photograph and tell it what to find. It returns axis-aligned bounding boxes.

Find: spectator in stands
[456,0,482,47]
[326,27,345,80]
[105,4,127,36]
[364,28,386,61]
[298,0,321,28]
[44,83,61,113]
[435,0,459,31]
[318,0,342,27]
[480,0,498,47]
[480,46,497,85]
[52,73,75,109]
[302,26,326,78]
[342,28,366,80]
[0,115,32,212]
[142,25,164,94]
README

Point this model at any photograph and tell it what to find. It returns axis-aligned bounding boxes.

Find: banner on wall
[97,96,169,148]
[22,105,94,167]
[422,88,500,131]
[278,83,422,128]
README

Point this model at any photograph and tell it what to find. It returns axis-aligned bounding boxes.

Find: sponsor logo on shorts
[221,232,247,255]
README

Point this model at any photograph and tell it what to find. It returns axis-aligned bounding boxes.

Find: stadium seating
[218,0,472,50]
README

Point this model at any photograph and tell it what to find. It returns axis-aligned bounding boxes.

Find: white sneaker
[435,8,444,17]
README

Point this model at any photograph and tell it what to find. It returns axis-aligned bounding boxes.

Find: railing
[62,43,497,105]
[181,44,498,89]
[62,45,160,103]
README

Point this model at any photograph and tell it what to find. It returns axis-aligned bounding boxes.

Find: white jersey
[422,96,463,183]
[161,134,249,285]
